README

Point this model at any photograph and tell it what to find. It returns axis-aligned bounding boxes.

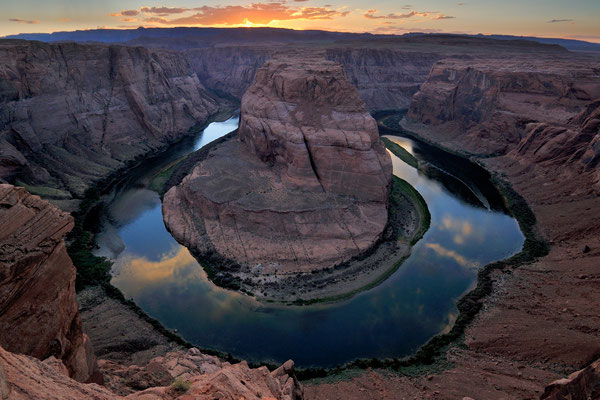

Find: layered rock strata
[164,58,392,275]
[0,184,96,382]
[407,56,600,170]
[0,344,303,400]
[0,39,220,210]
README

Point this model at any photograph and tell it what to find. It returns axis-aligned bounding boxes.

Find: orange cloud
[108,9,139,17]
[143,3,350,26]
[141,6,190,15]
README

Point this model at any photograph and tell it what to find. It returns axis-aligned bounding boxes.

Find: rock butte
[163,57,392,274]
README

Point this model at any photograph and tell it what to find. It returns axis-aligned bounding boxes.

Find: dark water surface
[95,117,524,368]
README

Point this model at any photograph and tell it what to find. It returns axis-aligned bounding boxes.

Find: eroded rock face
[407,57,600,164]
[164,58,392,275]
[0,184,96,382]
[0,39,220,209]
[239,58,392,202]
[0,344,303,400]
[541,358,600,400]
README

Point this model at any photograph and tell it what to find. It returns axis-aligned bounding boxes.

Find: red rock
[163,57,392,274]
[0,184,97,382]
[0,40,220,206]
[541,358,600,400]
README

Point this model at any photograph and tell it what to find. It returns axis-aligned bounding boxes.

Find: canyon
[0,28,599,399]
[0,40,222,210]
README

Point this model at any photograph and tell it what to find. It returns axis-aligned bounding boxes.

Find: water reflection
[95,121,524,368]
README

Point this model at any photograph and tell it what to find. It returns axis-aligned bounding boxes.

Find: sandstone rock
[127,360,303,400]
[100,349,225,395]
[0,344,303,400]
[186,46,439,111]
[0,40,220,208]
[0,345,114,400]
[0,184,97,382]
[407,57,600,159]
[164,57,392,274]
[541,358,600,400]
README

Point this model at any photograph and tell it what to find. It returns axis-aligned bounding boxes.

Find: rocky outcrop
[164,57,392,276]
[407,57,600,162]
[541,358,600,400]
[0,344,303,400]
[0,184,96,382]
[0,39,220,209]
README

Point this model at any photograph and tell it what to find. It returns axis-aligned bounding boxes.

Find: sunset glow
[2,0,599,43]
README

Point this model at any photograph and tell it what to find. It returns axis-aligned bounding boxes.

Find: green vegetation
[149,157,185,194]
[14,180,72,199]
[171,377,191,393]
[390,176,430,245]
[381,137,419,169]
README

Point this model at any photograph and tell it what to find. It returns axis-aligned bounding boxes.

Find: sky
[1,0,599,43]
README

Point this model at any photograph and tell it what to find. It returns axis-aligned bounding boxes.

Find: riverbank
[75,109,546,388]
[305,112,600,399]
[157,128,430,304]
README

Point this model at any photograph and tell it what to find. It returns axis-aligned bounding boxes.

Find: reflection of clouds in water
[424,243,479,269]
[440,310,458,334]
[113,245,257,321]
[112,246,199,296]
[440,215,475,246]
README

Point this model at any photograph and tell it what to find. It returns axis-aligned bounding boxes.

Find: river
[93,115,524,368]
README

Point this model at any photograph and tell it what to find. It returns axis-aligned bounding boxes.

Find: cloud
[547,19,573,23]
[141,6,190,15]
[60,17,71,22]
[364,9,453,21]
[108,9,139,17]
[371,26,444,34]
[8,18,39,24]
[456,2,466,5]
[144,3,350,26]
[121,18,137,23]
[402,4,413,10]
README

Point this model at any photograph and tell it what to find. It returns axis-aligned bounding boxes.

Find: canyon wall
[0,184,96,382]
[407,56,600,171]
[0,39,220,209]
[324,48,440,110]
[184,46,440,111]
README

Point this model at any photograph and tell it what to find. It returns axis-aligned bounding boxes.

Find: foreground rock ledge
[0,344,303,400]
[164,57,392,275]
[0,184,97,382]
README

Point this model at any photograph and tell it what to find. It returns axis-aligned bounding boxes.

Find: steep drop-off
[163,57,392,280]
[184,46,440,111]
[0,39,220,210]
[0,184,96,382]
[407,56,600,170]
